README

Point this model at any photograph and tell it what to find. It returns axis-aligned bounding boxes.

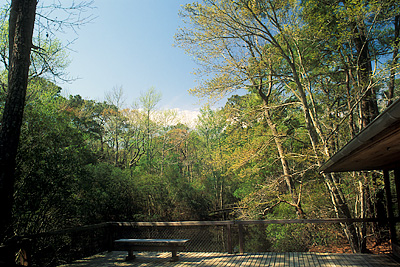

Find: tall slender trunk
[263,107,303,216]
[244,0,363,252]
[114,125,119,166]
[346,69,357,138]
[388,15,400,107]
[160,134,166,176]
[253,69,304,216]
[279,36,362,253]
[0,0,37,242]
[353,26,378,127]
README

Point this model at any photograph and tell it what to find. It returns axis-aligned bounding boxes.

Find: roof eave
[320,98,400,173]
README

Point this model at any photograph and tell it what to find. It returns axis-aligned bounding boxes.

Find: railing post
[238,222,244,254]
[227,222,233,254]
[106,222,114,252]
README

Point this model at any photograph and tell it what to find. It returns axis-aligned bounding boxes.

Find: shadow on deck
[59,251,400,266]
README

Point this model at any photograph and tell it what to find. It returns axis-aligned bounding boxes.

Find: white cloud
[173,108,200,128]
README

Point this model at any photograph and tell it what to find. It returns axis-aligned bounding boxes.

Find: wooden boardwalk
[60,251,400,266]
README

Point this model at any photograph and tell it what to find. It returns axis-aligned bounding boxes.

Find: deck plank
[297,252,304,267]
[254,253,266,267]
[259,252,272,266]
[59,251,400,266]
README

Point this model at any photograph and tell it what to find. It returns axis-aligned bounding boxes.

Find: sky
[58,0,207,119]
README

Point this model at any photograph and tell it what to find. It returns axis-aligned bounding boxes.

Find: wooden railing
[7,217,399,266]
[110,218,399,254]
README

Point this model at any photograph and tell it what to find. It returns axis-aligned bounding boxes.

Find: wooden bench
[114,238,189,262]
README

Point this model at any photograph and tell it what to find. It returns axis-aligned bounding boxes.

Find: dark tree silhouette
[0,0,37,243]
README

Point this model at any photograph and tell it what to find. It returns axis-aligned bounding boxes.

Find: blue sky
[60,0,204,112]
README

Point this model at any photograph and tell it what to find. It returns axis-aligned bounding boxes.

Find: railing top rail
[111,217,400,227]
[235,217,399,225]
[21,217,400,239]
[110,221,233,227]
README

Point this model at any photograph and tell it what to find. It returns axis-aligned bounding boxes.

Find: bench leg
[170,250,179,262]
[126,249,136,261]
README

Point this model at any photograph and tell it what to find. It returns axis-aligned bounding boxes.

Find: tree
[196,107,230,212]
[0,0,94,242]
[135,87,162,170]
[14,78,91,234]
[105,86,127,166]
[176,0,305,217]
[156,109,179,176]
[121,108,147,170]
[175,0,398,252]
[302,0,400,251]
[0,0,37,242]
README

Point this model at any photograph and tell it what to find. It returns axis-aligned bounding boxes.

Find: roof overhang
[320,99,400,173]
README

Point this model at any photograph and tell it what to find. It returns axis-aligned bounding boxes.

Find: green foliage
[14,79,91,234]
[76,163,140,223]
[263,201,313,251]
[265,224,310,252]
[244,225,272,252]
[4,0,398,255]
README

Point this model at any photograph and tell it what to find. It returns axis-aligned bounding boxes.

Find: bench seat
[114,238,189,262]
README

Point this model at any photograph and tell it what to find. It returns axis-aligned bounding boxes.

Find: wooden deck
[59,251,400,266]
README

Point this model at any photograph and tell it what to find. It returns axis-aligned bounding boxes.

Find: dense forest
[0,0,399,254]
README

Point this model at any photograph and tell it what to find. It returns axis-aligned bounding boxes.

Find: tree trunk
[264,108,304,215]
[353,26,378,127]
[387,15,399,107]
[359,179,367,253]
[285,42,363,253]
[345,69,357,138]
[251,7,362,250]
[114,125,119,166]
[257,87,303,216]
[249,57,304,216]
[0,0,37,243]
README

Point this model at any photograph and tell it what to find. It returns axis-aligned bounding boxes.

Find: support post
[383,170,396,243]
[393,169,400,220]
[227,223,232,254]
[238,223,244,254]
[392,169,400,257]
[106,223,114,252]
